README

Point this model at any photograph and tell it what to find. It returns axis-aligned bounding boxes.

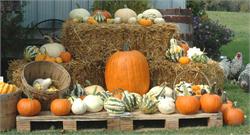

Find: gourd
[60,51,72,63]
[70,82,85,98]
[166,38,184,62]
[223,102,245,126]
[105,43,150,95]
[55,57,63,63]
[121,91,137,112]
[130,92,142,109]
[33,78,52,91]
[40,35,65,57]
[85,85,105,95]
[178,56,191,64]
[128,17,137,24]
[83,95,103,112]
[71,98,87,115]
[93,10,111,20]
[138,18,153,26]
[50,99,71,116]
[139,94,159,114]
[191,54,209,64]
[104,97,126,115]
[69,4,90,21]
[114,17,121,24]
[147,83,173,98]
[93,10,106,23]
[174,81,193,96]
[114,5,137,23]
[17,98,41,116]
[87,17,98,25]
[176,88,200,114]
[154,18,165,24]
[137,13,143,20]
[96,91,112,101]
[0,82,17,94]
[142,9,162,20]
[24,46,40,61]
[35,52,47,61]
[158,97,175,114]
[179,41,189,56]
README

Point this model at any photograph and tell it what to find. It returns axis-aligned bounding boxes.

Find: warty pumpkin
[50,99,71,116]
[17,98,41,116]
[105,43,150,95]
[138,18,153,26]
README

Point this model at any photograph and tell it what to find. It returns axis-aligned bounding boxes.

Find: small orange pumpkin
[178,57,190,64]
[200,93,222,113]
[221,100,233,113]
[223,106,244,125]
[60,51,72,63]
[17,98,41,116]
[50,99,71,116]
[138,18,153,26]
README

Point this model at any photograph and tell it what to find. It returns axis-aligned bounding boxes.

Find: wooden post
[120,118,133,131]
[107,118,120,131]
[63,120,77,131]
[16,120,31,132]
[165,119,179,129]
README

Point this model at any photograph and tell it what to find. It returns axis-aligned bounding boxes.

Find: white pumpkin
[128,17,137,24]
[114,17,121,24]
[83,95,103,112]
[158,97,175,114]
[148,85,173,98]
[137,13,143,20]
[114,5,137,23]
[69,8,90,21]
[154,18,165,24]
[142,9,162,20]
[40,36,65,57]
[71,98,87,114]
[84,85,105,95]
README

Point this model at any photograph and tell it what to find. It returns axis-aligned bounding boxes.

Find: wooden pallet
[16,111,222,132]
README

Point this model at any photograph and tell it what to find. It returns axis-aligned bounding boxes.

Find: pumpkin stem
[76,3,81,8]
[123,42,130,51]
[221,91,228,103]
[93,86,97,95]
[44,35,54,43]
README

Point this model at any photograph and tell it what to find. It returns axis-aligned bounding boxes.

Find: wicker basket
[21,61,71,109]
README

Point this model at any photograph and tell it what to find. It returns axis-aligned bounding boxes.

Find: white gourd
[158,97,175,114]
[71,98,87,115]
[137,13,143,20]
[114,5,137,23]
[142,9,162,20]
[154,18,165,24]
[84,85,105,95]
[33,78,52,91]
[40,36,65,57]
[83,95,104,112]
[128,17,137,24]
[69,8,90,21]
[148,85,173,98]
[114,17,121,24]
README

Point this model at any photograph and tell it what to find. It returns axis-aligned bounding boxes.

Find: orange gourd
[50,99,71,116]
[105,43,150,95]
[93,10,111,19]
[44,56,56,62]
[179,42,189,56]
[35,53,47,61]
[87,17,98,25]
[55,57,63,63]
[138,18,153,26]
[17,98,41,116]
[60,51,72,63]
[200,94,222,113]
[223,106,244,125]
[178,57,190,64]
[176,96,200,115]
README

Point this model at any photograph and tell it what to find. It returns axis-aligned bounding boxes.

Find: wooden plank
[120,118,133,131]
[107,118,120,131]
[163,16,192,24]
[63,120,77,131]
[16,120,30,132]
[165,119,179,129]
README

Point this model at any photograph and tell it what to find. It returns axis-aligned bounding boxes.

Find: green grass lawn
[1,11,250,135]
[207,11,250,65]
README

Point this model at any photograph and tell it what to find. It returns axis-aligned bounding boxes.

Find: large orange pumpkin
[50,99,71,116]
[200,94,222,113]
[221,100,233,113]
[223,107,245,125]
[17,98,41,116]
[176,96,200,115]
[105,43,150,95]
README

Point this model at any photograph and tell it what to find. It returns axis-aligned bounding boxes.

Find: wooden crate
[16,111,222,132]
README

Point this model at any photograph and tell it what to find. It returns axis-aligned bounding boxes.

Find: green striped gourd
[191,54,209,64]
[130,92,142,109]
[71,82,85,97]
[139,94,159,114]
[24,46,40,61]
[165,38,184,62]
[104,97,126,114]
[97,91,111,101]
[93,11,106,22]
[121,91,137,112]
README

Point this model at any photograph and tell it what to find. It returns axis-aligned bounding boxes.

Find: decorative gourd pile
[0,82,18,94]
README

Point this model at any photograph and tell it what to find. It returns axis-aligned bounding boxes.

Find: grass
[207,11,250,65]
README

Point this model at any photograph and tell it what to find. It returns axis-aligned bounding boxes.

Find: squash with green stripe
[130,92,142,109]
[71,82,85,97]
[139,94,159,114]
[165,38,184,62]
[121,91,136,112]
[97,91,111,101]
[93,11,106,22]
[104,97,125,114]
[24,46,40,61]
[191,54,209,64]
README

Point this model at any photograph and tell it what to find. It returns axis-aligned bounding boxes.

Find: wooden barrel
[159,8,193,45]
[0,90,21,131]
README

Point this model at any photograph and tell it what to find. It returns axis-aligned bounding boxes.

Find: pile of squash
[69,4,166,26]
[0,82,18,94]
[23,35,72,63]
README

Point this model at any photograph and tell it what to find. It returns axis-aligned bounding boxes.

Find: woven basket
[21,61,71,109]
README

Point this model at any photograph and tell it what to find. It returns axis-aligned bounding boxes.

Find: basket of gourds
[173,69,212,98]
[21,61,71,109]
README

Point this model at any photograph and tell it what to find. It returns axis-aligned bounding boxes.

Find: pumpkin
[223,104,245,125]
[69,4,90,21]
[220,91,233,113]
[71,98,87,115]
[142,9,162,20]
[139,94,159,114]
[93,11,106,22]
[55,57,63,63]
[114,5,137,23]
[138,18,153,26]
[17,98,41,116]
[104,97,126,115]
[83,95,103,112]
[166,38,184,62]
[24,46,40,61]
[87,17,98,24]
[176,88,200,114]
[178,57,190,64]
[154,18,165,24]
[200,93,222,113]
[60,51,72,63]
[85,85,105,95]
[121,91,137,112]
[0,82,17,94]
[105,43,150,95]
[158,97,175,114]
[147,83,173,98]
[40,35,65,57]
[35,53,47,61]
[50,99,71,116]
